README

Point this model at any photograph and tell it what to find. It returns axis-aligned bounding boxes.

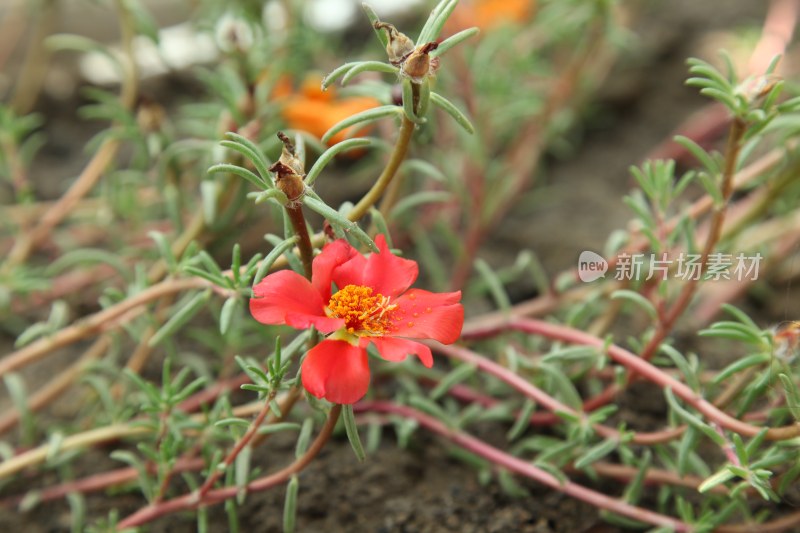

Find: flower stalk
[272,132,314,279]
[347,86,418,223]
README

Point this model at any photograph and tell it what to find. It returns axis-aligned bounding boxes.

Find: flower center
[327,284,397,335]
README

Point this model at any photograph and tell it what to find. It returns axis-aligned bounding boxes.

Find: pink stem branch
[507,318,800,440]
[430,341,687,445]
[355,401,692,532]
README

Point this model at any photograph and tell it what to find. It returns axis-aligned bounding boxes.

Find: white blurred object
[263,0,289,36]
[78,0,426,84]
[214,13,256,53]
[364,0,425,17]
[305,0,358,32]
[80,22,218,84]
[305,0,424,32]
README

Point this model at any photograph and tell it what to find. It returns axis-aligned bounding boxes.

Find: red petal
[335,234,417,297]
[312,239,358,301]
[301,340,371,404]
[389,289,464,344]
[250,270,343,333]
[364,336,433,368]
[329,248,367,289]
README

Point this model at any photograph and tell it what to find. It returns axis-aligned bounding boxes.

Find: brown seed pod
[402,42,439,82]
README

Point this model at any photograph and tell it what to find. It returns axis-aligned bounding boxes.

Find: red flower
[249,235,464,404]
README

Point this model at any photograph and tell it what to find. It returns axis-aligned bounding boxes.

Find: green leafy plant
[2,1,800,532]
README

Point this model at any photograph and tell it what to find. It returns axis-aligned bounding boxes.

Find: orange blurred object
[269,74,294,100]
[448,0,534,31]
[280,75,381,145]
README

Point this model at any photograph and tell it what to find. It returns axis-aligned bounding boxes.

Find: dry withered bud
[402,42,439,83]
[374,22,415,66]
[276,131,305,176]
[269,161,305,203]
[739,74,781,104]
[270,131,306,203]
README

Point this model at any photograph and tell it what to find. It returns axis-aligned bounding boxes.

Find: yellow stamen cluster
[327,284,398,335]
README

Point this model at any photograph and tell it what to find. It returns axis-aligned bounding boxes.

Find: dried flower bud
[401,42,439,83]
[270,161,305,203]
[277,131,305,176]
[375,22,415,66]
[738,74,780,104]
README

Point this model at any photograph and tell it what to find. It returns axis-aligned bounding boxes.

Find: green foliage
[342,404,366,461]
[4,1,800,531]
[321,106,403,144]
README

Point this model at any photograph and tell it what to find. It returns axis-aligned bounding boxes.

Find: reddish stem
[0,458,205,508]
[506,318,800,440]
[443,380,685,444]
[356,401,692,532]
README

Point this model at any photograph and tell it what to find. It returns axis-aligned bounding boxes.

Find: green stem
[347,83,419,223]
[638,117,747,363]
